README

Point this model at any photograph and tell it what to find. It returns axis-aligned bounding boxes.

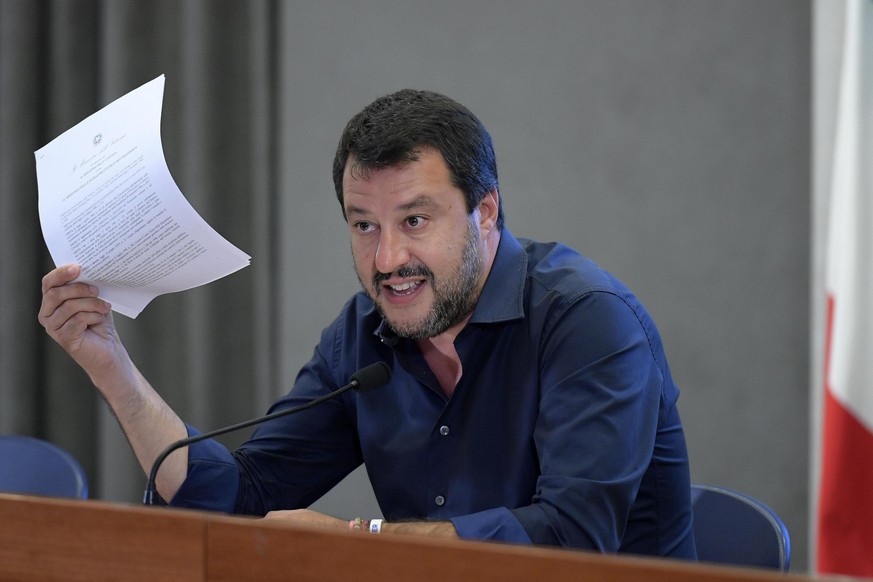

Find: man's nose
[374,229,411,275]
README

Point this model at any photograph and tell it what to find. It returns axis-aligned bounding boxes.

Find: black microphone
[143,361,392,505]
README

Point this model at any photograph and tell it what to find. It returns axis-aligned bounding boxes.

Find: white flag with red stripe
[818,0,873,576]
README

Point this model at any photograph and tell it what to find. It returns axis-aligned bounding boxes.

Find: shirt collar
[375,228,527,344]
[469,228,527,323]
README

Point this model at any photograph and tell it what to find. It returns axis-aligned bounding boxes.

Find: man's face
[343,149,488,340]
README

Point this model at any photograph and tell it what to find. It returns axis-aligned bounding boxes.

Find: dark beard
[359,218,484,340]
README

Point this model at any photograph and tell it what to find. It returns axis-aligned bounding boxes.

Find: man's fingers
[56,309,108,340]
[40,278,101,322]
[40,295,110,334]
[41,264,81,294]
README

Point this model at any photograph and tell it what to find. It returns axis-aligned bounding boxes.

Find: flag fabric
[817,0,873,576]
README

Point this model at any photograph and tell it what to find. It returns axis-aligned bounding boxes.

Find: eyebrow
[398,196,439,212]
[345,195,440,218]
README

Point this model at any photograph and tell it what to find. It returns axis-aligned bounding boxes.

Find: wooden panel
[0,493,825,582]
[205,515,808,582]
[0,494,205,582]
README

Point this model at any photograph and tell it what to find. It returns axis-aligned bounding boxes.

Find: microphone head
[350,362,392,393]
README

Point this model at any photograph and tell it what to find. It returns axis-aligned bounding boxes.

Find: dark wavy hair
[332,89,503,229]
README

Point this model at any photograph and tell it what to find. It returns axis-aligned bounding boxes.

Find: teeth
[391,281,418,292]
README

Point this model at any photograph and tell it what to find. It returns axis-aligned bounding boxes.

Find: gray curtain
[0,0,280,501]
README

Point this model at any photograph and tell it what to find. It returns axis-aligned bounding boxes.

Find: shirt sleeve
[170,358,363,515]
[169,424,240,513]
[169,301,372,516]
[511,291,668,550]
[450,507,532,543]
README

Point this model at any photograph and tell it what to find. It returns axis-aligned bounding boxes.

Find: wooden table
[0,493,821,581]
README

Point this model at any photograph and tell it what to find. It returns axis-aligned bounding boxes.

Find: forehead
[342,149,458,208]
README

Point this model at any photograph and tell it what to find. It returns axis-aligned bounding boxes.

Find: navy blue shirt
[172,229,696,558]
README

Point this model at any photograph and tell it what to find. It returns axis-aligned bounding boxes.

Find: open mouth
[385,280,425,296]
[374,265,432,300]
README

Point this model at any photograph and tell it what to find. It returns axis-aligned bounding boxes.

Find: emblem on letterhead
[93,133,103,146]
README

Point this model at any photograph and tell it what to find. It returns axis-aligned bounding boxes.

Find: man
[39,89,696,557]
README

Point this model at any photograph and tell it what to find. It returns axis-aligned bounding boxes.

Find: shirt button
[439,425,450,436]
[434,495,445,506]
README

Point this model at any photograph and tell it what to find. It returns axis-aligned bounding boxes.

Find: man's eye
[406,216,423,228]
[355,222,374,232]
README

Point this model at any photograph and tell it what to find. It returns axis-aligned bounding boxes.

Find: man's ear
[477,188,500,236]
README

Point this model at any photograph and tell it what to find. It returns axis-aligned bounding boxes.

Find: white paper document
[35,75,251,318]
